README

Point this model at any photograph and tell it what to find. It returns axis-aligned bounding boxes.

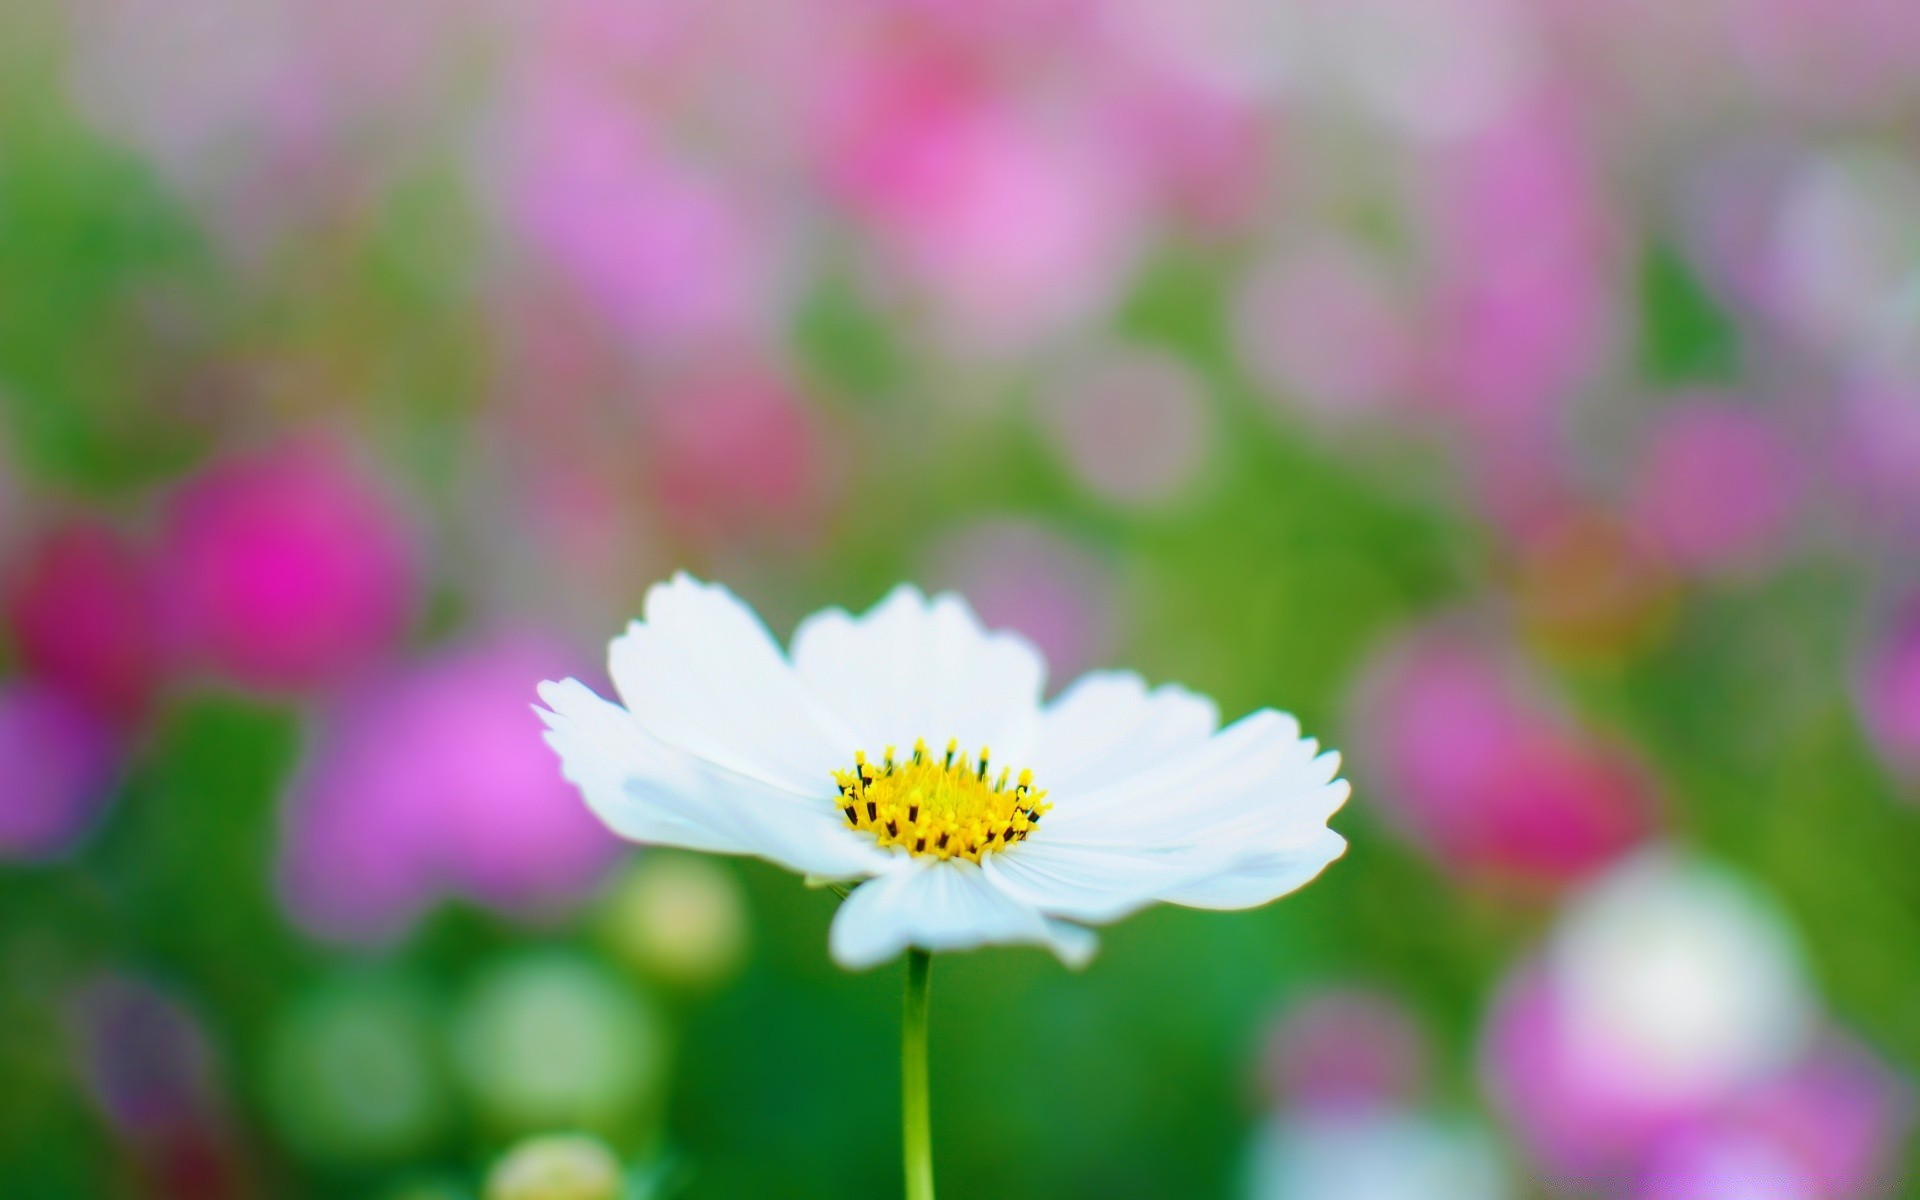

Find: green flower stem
[902,948,935,1200]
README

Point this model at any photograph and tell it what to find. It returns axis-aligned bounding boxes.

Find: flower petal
[1169,761,1350,855]
[1148,828,1348,909]
[607,574,850,794]
[828,857,1096,970]
[791,585,1046,763]
[1025,671,1220,792]
[982,818,1347,922]
[981,838,1210,923]
[1044,710,1342,855]
[537,678,892,880]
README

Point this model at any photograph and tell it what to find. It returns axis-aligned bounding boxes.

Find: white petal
[982,818,1346,923]
[1025,671,1219,792]
[828,857,1096,970]
[1150,828,1349,909]
[792,585,1047,764]
[537,678,892,880]
[1043,710,1340,855]
[608,574,850,794]
[1170,765,1350,853]
[981,838,1212,923]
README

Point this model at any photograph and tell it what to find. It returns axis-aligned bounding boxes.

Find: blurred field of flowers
[3,0,1920,1196]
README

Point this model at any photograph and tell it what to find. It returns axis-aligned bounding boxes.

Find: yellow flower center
[833,738,1050,862]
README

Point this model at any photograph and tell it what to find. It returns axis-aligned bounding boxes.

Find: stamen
[834,737,1050,863]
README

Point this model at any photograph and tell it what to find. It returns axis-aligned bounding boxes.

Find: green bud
[599,853,750,990]
[484,1134,624,1200]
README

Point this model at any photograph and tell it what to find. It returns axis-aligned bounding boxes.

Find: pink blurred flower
[1855,594,1920,784]
[1732,1034,1912,1197]
[1234,239,1415,420]
[1727,0,1920,119]
[279,632,622,944]
[1101,0,1294,102]
[1389,99,1618,538]
[1473,735,1659,884]
[1038,344,1212,507]
[825,68,1142,351]
[1104,75,1273,233]
[1628,399,1802,577]
[1351,621,1658,888]
[645,368,836,543]
[0,679,123,861]
[1484,966,1670,1187]
[157,440,420,694]
[65,0,465,262]
[1413,100,1616,439]
[4,520,163,723]
[922,520,1117,683]
[1260,987,1431,1116]
[71,973,251,1199]
[1830,379,1920,543]
[1636,1034,1914,1199]
[495,75,781,354]
[73,974,223,1140]
[1510,1014,1913,1199]
[1637,1129,1820,1200]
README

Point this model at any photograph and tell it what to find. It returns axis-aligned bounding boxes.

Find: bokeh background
[4,0,1920,1196]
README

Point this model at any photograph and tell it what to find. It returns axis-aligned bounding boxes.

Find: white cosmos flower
[536,575,1349,970]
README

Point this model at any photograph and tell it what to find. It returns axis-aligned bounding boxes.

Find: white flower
[1547,848,1815,1104]
[1250,1110,1514,1200]
[536,575,1349,970]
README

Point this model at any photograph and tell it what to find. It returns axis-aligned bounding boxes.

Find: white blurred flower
[1249,1110,1513,1200]
[539,575,1348,970]
[1108,0,1305,98]
[1307,0,1540,141]
[1549,849,1816,1106]
[1039,344,1213,507]
[452,953,667,1134]
[485,1133,626,1200]
[1770,150,1920,362]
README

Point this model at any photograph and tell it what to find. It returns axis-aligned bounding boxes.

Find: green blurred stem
[902,949,935,1200]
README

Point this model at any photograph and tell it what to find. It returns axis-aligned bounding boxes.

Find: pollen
[833,738,1050,862]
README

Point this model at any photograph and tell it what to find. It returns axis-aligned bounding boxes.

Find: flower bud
[599,854,749,991]
[485,1134,624,1200]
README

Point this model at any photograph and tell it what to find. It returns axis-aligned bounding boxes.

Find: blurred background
[3,0,1920,1196]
